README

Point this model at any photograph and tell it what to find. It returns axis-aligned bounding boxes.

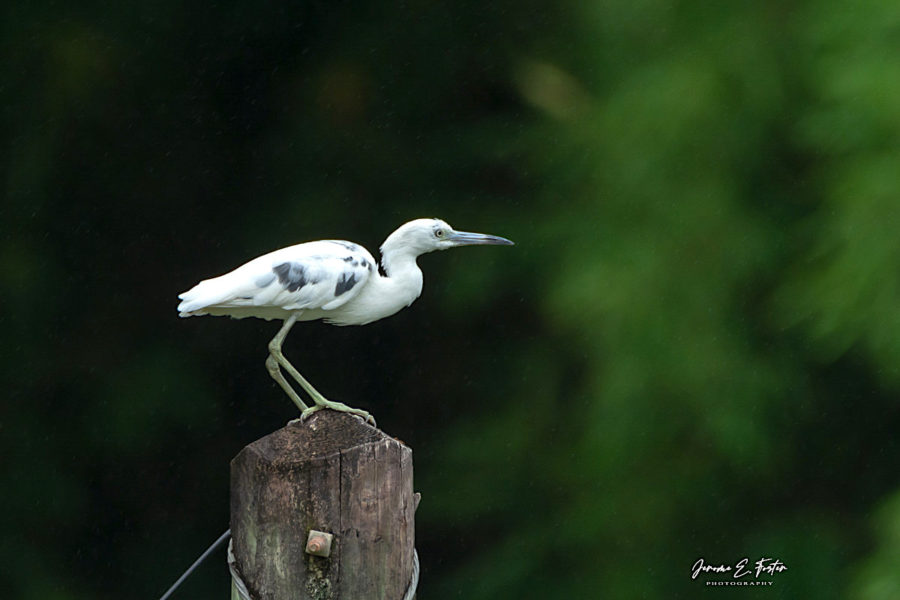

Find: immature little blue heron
[177,218,513,424]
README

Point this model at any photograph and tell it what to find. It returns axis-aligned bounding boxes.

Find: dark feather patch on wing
[273,262,310,292]
[335,271,358,296]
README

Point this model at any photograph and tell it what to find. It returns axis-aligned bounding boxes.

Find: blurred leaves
[853,491,900,600]
[776,0,900,381]
[2,0,900,598]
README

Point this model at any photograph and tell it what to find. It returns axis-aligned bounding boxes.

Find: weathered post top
[230,411,416,600]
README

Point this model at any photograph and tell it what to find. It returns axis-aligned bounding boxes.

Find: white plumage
[178,218,513,424]
[178,240,377,323]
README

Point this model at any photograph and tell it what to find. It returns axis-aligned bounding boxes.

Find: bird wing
[178,240,375,317]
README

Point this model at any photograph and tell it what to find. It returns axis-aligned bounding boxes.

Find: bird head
[381,218,514,258]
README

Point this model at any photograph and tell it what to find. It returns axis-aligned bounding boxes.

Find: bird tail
[177,277,233,316]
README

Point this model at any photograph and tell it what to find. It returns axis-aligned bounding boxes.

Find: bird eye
[435,229,445,238]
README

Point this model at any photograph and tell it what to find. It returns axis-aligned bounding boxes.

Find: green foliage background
[3,0,900,598]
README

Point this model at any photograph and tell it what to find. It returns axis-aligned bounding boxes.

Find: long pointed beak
[448,231,515,246]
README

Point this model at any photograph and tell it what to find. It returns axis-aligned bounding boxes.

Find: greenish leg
[265,355,309,412]
[268,314,376,426]
[298,399,376,427]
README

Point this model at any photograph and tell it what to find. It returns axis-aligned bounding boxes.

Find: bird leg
[268,314,376,426]
[265,355,309,412]
[299,398,376,427]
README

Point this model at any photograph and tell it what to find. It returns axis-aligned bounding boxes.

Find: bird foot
[299,401,376,427]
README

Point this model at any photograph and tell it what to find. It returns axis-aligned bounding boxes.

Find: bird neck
[378,248,424,301]
[381,245,419,277]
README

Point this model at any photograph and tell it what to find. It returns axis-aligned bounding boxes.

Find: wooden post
[230,411,416,599]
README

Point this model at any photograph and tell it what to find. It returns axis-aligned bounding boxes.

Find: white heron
[177,218,513,424]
